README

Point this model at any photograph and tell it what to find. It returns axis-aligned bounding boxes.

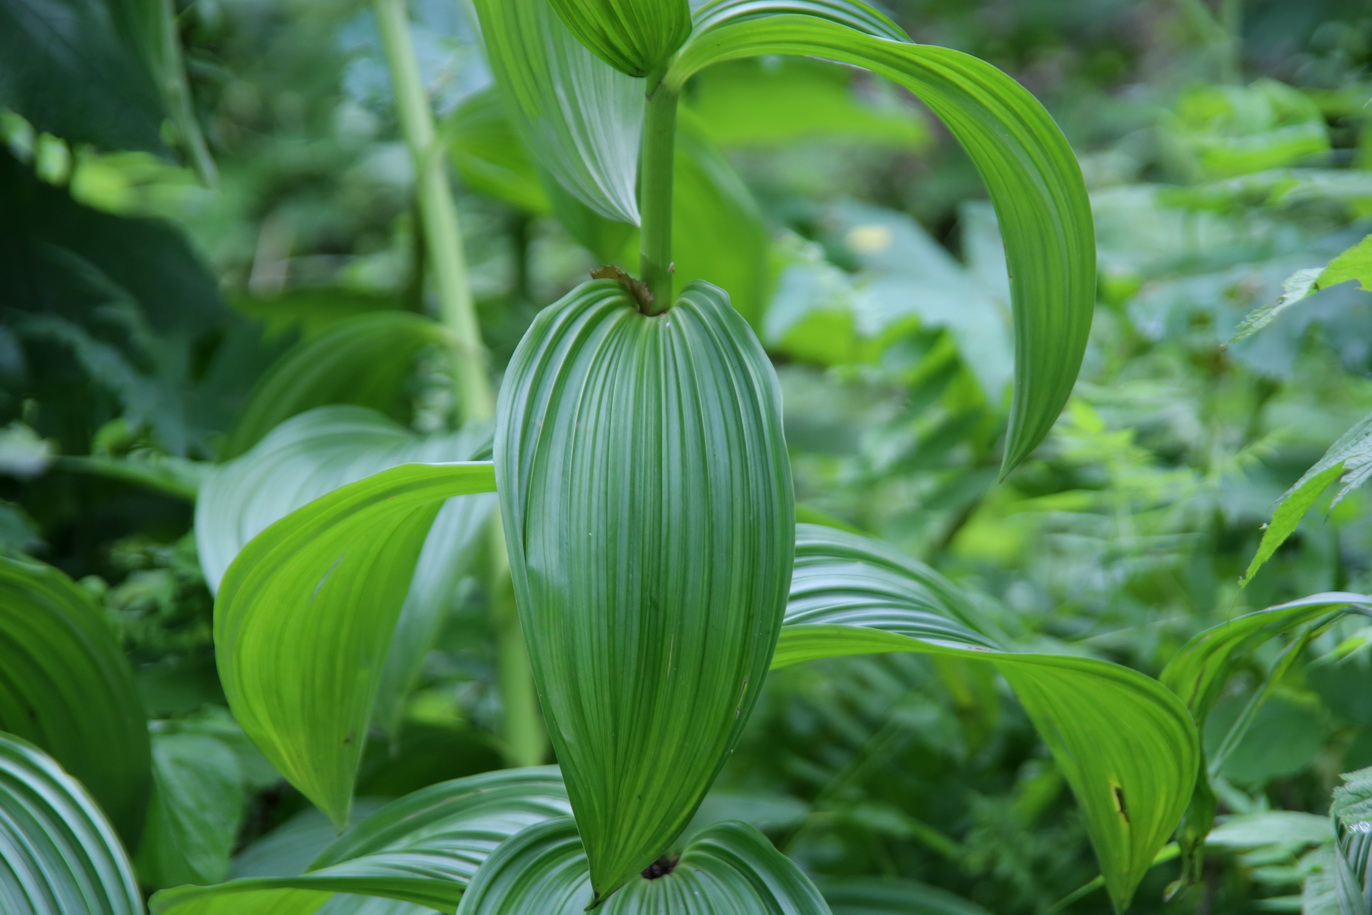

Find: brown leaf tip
[590,264,655,314]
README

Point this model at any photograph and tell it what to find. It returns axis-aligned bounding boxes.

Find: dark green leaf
[817,876,993,915]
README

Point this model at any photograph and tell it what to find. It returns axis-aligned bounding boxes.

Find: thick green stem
[638,78,679,313]
[374,0,545,767]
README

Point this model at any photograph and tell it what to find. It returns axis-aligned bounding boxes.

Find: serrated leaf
[455,817,829,913]
[667,4,1096,473]
[214,461,497,828]
[0,557,151,844]
[1228,266,1323,344]
[772,525,1197,914]
[550,0,692,77]
[0,733,141,915]
[495,279,794,900]
[151,767,570,914]
[1320,235,1372,291]
[473,0,641,224]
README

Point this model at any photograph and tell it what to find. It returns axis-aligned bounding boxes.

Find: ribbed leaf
[667,6,1096,472]
[223,312,454,459]
[456,817,829,913]
[152,768,569,913]
[215,461,497,828]
[0,733,141,915]
[496,279,794,900]
[550,0,692,77]
[1332,768,1372,914]
[199,407,494,737]
[473,0,641,224]
[0,557,151,844]
[773,525,1197,914]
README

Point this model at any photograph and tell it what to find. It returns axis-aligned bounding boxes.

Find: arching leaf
[550,0,692,77]
[0,733,141,915]
[773,525,1197,914]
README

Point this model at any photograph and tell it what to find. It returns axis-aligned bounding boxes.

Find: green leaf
[550,0,692,77]
[495,279,794,900]
[135,732,246,889]
[1241,416,1372,585]
[199,407,495,737]
[1332,768,1372,914]
[772,525,1197,914]
[446,87,551,214]
[817,876,993,915]
[667,6,1096,473]
[473,0,642,224]
[214,461,497,828]
[455,817,829,913]
[223,313,455,459]
[1320,235,1372,291]
[151,767,570,914]
[0,557,151,844]
[0,733,141,915]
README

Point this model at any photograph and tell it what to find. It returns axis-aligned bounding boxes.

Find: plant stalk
[374,0,545,768]
[638,76,679,313]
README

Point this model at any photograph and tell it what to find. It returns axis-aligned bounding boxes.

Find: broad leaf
[773,525,1197,914]
[550,0,692,77]
[496,279,794,900]
[215,461,497,828]
[0,556,151,843]
[1332,767,1372,914]
[151,767,570,914]
[199,407,495,736]
[455,817,829,913]
[667,5,1096,472]
[0,733,141,915]
[473,0,642,224]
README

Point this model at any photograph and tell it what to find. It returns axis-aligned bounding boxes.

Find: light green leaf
[223,312,454,459]
[550,0,692,77]
[446,87,551,214]
[1228,266,1323,344]
[455,817,829,913]
[214,461,497,828]
[773,525,1197,914]
[0,556,151,844]
[473,0,641,224]
[199,407,495,737]
[151,767,569,914]
[667,5,1096,472]
[0,733,141,915]
[496,279,794,900]
[1320,235,1372,291]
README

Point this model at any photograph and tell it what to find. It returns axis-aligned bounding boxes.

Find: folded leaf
[496,279,794,900]
[550,0,692,77]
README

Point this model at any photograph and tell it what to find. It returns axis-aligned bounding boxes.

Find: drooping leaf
[199,407,495,736]
[0,556,151,843]
[455,817,829,913]
[214,461,497,828]
[473,0,642,224]
[151,767,570,914]
[495,279,794,900]
[549,0,692,77]
[222,313,455,459]
[0,733,141,915]
[772,525,1197,914]
[667,5,1096,472]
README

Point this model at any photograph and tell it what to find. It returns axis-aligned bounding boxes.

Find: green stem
[638,76,679,313]
[374,0,545,768]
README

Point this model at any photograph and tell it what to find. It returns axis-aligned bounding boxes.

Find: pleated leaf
[1332,768,1372,914]
[0,557,151,844]
[667,4,1096,473]
[496,279,794,900]
[151,767,570,914]
[198,407,495,736]
[456,817,829,913]
[215,461,497,828]
[550,0,692,77]
[473,0,642,224]
[772,525,1197,914]
[0,733,141,915]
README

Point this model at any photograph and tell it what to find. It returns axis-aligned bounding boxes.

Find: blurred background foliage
[2,0,1372,912]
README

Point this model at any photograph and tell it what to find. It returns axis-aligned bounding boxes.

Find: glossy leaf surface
[667,6,1096,472]
[0,733,141,915]
[550,0,692,77]
[496,279,794,899]
[135,732,245,889]
[0,557,151,843]
[215,461,497,828]
[456,817,829,913]
[773,525,1197,913]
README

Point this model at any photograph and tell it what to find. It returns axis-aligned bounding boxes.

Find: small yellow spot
[846,225,891,254]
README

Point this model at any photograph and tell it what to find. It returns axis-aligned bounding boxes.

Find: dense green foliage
[2,0,1372,913]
